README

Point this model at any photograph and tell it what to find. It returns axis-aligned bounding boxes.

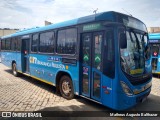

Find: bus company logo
[30,57,37,63]
[29,57,65,69]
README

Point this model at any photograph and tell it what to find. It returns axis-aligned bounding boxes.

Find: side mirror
[120,33,127,49]
[145,45,151,60]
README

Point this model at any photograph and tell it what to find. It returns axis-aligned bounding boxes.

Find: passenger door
[81,32,103,102]
[21,38,30,73]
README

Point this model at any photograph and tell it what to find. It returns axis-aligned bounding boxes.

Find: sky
[0,0,160,29]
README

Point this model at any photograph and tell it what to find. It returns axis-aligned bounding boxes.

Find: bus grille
[125,73,152,85]
[136,89,151,103]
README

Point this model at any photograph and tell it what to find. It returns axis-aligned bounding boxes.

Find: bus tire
[12,63,19,77]
[59,76,74,100]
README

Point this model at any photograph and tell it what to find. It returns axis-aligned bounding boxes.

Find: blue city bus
[149,33,160,74]
[0,11,152,110]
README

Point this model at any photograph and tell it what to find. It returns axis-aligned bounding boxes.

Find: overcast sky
[0,0,160,29]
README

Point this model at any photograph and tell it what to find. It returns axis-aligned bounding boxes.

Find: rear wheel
[59,76,74,100]
[12,63,19,77]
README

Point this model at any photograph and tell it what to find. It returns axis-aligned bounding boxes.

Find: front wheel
[59,76,74,100]
[12,63,19,77]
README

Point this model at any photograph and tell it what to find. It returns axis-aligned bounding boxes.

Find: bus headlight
[120,81,133,96]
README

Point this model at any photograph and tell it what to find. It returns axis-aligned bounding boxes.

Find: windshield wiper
[141,32,147,40]
[133,31,141,49]
[132,30,144,68]
[141,32,147,48]
[129,29,141,49]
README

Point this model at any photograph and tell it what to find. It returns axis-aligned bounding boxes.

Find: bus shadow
[75,96,111,111]
[130,93,160,111]
[153,74,160,78]
[37,105,110,120]
[35,94,160,119]
[37,93,160,112]
[4,69,13,74]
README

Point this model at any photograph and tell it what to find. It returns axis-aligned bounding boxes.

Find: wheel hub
[62,81,71,95]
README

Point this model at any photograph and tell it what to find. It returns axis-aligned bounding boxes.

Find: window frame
[1,39,6,51]
[11,37,17,52]
[39,30,55,54]
[31,33,39,53]
[16,37,21,52]
[102,27,115,78]
[5,38,11,51]
[93,32,103,71]
[56,27,78,56]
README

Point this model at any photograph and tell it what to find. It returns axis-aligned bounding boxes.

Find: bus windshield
[120,30,147,76]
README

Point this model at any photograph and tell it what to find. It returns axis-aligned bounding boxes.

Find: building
[0,20,51,37]
[148,27,160,33]
[0,28,19,37]
[0,28,19,62]
[45,20,52,26]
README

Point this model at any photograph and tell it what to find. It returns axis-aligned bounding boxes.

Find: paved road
[0,63,160,119]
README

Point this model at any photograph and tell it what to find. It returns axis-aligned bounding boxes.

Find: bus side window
[31,34,39,52]
[11,38,17,51]
[39,31,55,53]
[17,37,21,51]
[103,29,115,78]
[6,38,11,51]
[1,39,5,50]
[57,28,77,54]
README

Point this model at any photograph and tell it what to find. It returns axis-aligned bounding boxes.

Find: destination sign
[122,17,147,32]
[83,23,101,31]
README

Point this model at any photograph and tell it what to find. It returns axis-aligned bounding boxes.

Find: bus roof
[149,33,160,39]
[1,11,144,39]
